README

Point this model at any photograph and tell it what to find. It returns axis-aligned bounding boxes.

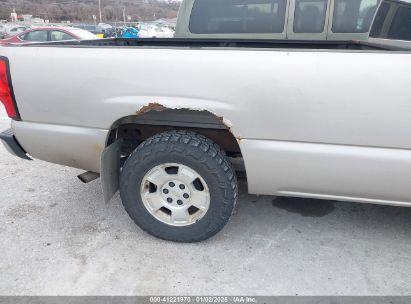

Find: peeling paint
[137,102,167,115]
[136,102,235,134]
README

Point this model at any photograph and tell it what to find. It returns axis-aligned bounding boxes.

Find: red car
[0,27,99,46]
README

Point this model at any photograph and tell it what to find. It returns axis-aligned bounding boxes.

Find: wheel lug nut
[167,197,173,203]
[177,200,183,205]
[163,189,169,194]
[183,193,189,199]
[169,182,175,187]
[179,184,185,190]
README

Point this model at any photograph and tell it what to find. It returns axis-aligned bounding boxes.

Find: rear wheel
[119,130,238,242]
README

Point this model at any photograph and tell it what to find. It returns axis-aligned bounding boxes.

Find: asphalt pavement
[1,107,411,295]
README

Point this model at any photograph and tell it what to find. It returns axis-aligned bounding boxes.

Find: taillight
[0,58,19,119]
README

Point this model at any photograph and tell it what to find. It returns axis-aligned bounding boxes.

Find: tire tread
[120,130,238,242]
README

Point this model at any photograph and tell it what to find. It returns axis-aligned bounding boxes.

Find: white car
[138,26,174,38]
[0,25,29,38]
[98,23,113,30]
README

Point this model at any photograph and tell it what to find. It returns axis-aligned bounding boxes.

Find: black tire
[119,130,238,242]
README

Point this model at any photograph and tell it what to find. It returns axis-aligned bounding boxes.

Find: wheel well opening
[107,109,245,176]
[109,123,241,156]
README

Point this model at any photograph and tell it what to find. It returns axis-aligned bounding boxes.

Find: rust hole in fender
[108,104,244,164]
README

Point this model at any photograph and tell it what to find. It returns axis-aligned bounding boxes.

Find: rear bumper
[0,128,31,160]
[11,121,107,172]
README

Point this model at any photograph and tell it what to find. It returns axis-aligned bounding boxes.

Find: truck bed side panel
[5,47,411,149]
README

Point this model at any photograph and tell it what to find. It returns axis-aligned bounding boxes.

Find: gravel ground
[1,107,411,296]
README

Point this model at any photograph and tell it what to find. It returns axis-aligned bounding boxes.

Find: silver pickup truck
[1,2,411,242]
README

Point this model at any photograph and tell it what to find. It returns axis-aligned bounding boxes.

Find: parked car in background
[72,24,105,37]
[138,25,175,38]
[0,27,99,45]
[103,27,123,38]
[98,23,113,31]
[0,25,29,39]
[369,0,411,47]
[175,0,381,41]
[122,27,139,38]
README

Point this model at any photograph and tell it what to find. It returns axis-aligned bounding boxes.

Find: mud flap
[101,139,123,203]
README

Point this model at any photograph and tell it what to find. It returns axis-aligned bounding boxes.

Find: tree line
[1,0,181,22]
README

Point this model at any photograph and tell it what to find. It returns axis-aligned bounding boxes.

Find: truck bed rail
[23,38,409,51]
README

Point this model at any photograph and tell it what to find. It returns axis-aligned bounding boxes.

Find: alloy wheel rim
[140,163,210,226]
